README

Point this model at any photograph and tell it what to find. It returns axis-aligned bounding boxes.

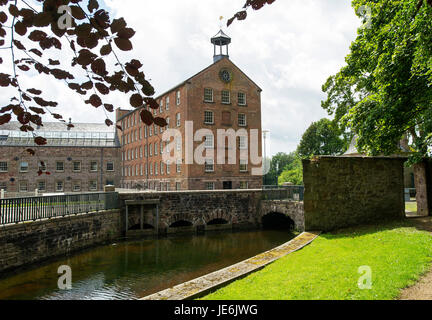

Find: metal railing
[261,185,304,201]
[0,192,119,225]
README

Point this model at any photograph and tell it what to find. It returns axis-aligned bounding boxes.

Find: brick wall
[0,146,121,193]
[303,156,406,231]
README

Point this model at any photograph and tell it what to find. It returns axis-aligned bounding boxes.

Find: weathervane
[219,16,224,29]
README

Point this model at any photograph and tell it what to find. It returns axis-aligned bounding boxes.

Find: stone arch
[261,212,294,230]
[166,212,200,227]
[259,201,304,231]
[203,209,231,225]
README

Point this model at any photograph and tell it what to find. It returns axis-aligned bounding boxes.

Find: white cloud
[1,0,361,156]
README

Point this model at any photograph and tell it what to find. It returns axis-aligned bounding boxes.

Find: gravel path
[399,217,432,300]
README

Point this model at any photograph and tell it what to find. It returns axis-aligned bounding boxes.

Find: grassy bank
[201,219,432,300]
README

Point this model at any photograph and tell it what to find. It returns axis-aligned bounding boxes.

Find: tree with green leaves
[264,152,296,185]
[278,153,303,186]
[297,118,349,158]
[322,0,432,215]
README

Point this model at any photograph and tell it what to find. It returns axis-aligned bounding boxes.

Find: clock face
[219,69,232,83]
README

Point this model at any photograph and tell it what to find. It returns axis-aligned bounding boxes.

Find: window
[205,135,214,148]
[145,145,148,157]
[166,160,171,174]
[176,113,181,127]
[205,159,214,172]
[150,143,153,156]
[221,90,230,104]
[150,162,153,175]
[89,180,97,191]
[107,162,114,172]
[139,147,142,158]
[239,136,247,149]
[239,181,248,189]
[149,126,153,136]
[176,91,181,105]
[160,143,164,154]
[144,126,148,138]
[155,162,158,175]
[160,100,164,113]
[204,88,213,102]
[56,181,64,192]
[73,181,81,192]
[106,180,114,186]
[176,137,181,151]
[19,181,28,192]
[238,113,247,127]
[166,96,170,110]
[176,182,181,191]
[0,162,7,172]
[73,161,81,172]
[38,161,47,172]
[204,111,214,124]
[90,161,98,172]
[205,182,215,190]
[139,127,142,140]
[154,124,158,135]
[20,162,29,172]
[240,159,248,172]
[38,181,46,191]
[238,92,247,106]
[0,182,6,191]
[155,142,158,155]
[160,161,164,175]
[176,159,181,173]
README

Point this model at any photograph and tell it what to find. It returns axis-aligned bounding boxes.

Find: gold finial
[219,16,224,29]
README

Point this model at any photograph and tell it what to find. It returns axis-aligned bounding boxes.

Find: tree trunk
[427,160,432,217]
[413,161,429,217]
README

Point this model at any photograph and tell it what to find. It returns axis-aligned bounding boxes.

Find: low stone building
[0,122,121,195]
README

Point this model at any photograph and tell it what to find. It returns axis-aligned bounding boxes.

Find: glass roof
[0,129,119,147]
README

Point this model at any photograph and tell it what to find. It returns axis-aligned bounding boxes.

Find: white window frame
[73,161,81,172]
[238,92,247,106]
[176,91,181,105]
[205,159,214,172]
[240,159,248,172]
[204,88,213,102]
[221,90,230,104]
[20,161,29,173]
[89,180,97,191]
[204,111,214,125]
[107,162,114,172]
[0,161,8,172]
[90,161,98,172]
[238,113,247,127]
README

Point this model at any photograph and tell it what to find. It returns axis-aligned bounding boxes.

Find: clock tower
[211,29,231,63]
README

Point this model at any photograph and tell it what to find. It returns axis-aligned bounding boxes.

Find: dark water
[0,230,295,300]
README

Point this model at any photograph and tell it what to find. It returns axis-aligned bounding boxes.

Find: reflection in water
[0,230,295,300]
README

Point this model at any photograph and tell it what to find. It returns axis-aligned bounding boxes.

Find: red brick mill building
[0,30,263,194]
[116,30,263,191]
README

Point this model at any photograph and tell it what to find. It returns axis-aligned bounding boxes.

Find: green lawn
[406,202,417,214]
[201,219,432,300]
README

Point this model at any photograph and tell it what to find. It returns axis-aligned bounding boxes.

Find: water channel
[0,229,295,300]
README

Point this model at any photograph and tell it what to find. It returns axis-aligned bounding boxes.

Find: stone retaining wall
[0,210,122,274]
[303,156,405,231]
